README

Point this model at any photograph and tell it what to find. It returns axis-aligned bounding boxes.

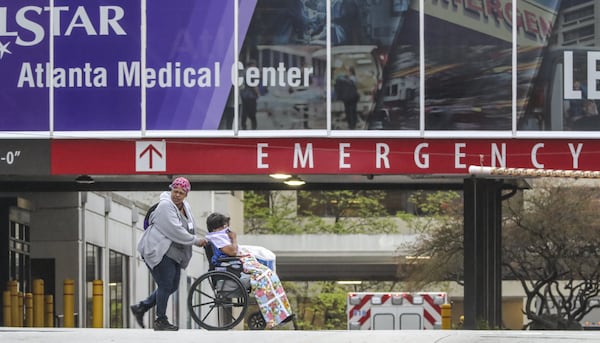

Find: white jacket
[137,191,201,269]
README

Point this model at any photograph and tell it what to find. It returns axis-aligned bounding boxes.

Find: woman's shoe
[154,318,178,331]
[130,303,147,328]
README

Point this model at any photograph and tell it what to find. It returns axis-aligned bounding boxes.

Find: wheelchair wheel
[187,270,249,330]
[247,310,266,330]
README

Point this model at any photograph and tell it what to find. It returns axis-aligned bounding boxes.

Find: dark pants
[140,256,181,320]
[344,100,358,129]
[242,99,257,130]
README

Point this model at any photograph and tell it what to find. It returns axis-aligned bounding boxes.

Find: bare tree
[403,181,600,329]
[504,179,600,329]
[398,191,465,288]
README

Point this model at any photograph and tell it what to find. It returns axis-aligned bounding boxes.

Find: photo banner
[1,1,585,134]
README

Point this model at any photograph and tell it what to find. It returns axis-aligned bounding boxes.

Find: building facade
[1,0,600,330]
[1,190,243,328]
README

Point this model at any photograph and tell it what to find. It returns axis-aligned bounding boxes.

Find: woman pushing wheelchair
[205,212,295,329]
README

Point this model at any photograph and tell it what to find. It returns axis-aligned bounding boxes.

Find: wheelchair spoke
[200,305,218,323]
[190,299,217,309]
[190,286,217,300]
[198,290,217,300]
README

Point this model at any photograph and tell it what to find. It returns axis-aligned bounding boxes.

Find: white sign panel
[136,141,166,172]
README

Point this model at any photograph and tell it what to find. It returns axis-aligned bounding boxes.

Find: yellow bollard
[25,293,33,327]
[441,303,452,329]
[92,280,103,328]
[2,290,11,326]
[18,292,24,327]
[33,279,44,327]
[63,279,75,328]
[44,295,54,327]
[9,281,18,327]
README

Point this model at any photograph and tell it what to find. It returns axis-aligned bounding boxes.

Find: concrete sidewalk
[2,328,600,343]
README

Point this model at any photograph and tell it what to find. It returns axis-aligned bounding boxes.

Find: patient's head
[206,212,230,232]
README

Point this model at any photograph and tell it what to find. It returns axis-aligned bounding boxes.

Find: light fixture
[269,173,292,180]
[283,175,305,186]
[75,174,95,184]
[337,281,363,285]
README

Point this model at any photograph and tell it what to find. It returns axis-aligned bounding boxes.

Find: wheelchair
[187,243,267,330]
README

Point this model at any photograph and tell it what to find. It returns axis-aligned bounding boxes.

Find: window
[8,208,31,293]
[563,6,594,24]
[109,250,129,328]
[562,25,595,43]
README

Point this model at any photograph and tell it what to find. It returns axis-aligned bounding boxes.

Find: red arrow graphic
[139,144,163,169]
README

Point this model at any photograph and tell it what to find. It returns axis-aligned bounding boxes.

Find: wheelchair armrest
[214,257,243,277]
[216,256,241,263]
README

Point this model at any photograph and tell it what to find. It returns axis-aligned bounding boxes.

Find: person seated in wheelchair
[206,212,294,328]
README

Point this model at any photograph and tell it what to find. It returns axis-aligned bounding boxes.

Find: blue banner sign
[1,0,248,132]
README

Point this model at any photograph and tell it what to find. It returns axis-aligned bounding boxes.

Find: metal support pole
[463,178,503,329]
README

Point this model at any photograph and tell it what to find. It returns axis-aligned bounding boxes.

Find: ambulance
[347,292,448,330]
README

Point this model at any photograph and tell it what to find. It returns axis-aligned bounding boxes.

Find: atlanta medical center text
[16,61,314,89]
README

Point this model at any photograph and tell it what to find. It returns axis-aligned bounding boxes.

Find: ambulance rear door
[398,306,424,329]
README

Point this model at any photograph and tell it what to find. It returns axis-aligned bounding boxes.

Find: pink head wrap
[170,177,191,193]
